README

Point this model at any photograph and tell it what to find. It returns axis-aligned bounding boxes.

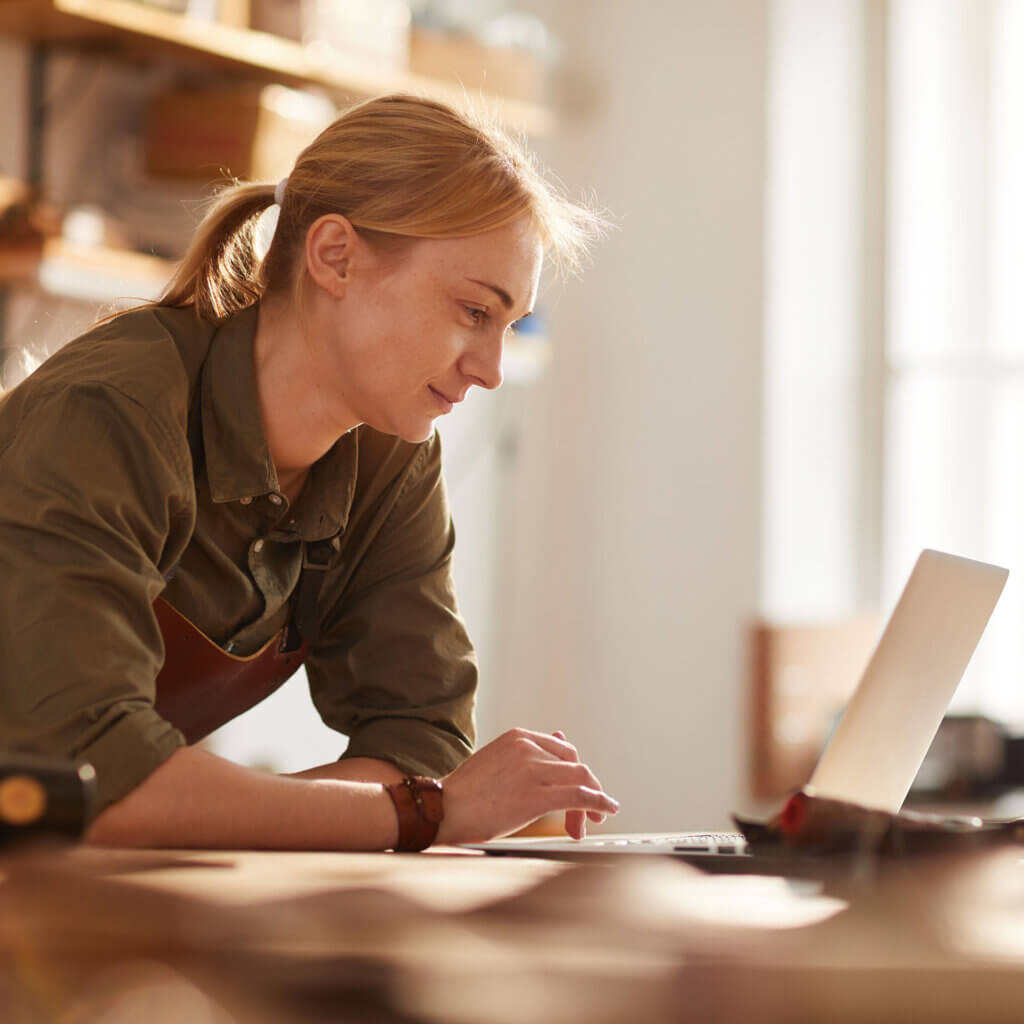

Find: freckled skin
[316,217,543,443]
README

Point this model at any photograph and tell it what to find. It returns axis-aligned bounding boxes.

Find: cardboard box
[250,0,409,73]
[145,84,334,183]
[217,0,251,27]
[750,613,881,799]
[409,27,544,104]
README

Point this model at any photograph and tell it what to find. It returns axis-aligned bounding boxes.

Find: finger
[551,730,587,768]
[565,809,586,840]
[518,729,579,763]
[531,759,605,794]
[553,734,601,832]
[542,784,620,818]
[531,760,615,814]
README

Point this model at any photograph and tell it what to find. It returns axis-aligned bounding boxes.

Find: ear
[305,214,358,298]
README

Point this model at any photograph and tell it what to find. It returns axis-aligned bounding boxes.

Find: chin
[384,418,436,445]
[404,422,437,444]
[364,404,437,444]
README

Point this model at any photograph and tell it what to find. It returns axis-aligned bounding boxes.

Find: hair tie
[274,177,288,206]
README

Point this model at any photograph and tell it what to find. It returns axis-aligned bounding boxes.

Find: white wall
[761,0,875,621]
[486,0,768,830]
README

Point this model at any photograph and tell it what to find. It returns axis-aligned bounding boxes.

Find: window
[886,0,1024,726]
[763,0,1024,726]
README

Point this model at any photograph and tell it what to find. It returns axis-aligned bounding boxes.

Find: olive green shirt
[0,304,477,811]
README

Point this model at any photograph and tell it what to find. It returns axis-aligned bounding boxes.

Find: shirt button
[239,496,253,505]
[268,494,283,506]
[253,539,265,554]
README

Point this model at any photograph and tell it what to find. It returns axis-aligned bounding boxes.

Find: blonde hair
[161,93,605,322]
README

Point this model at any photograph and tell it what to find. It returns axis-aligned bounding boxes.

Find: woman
[0,94,618,851]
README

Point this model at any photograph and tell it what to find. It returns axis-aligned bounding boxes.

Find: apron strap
[186,376,205,483]
[288,536,339,650]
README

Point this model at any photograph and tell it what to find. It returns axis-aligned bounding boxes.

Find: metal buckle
[301,538,336,571]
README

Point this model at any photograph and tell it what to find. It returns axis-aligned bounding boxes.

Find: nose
[459,333,504,391]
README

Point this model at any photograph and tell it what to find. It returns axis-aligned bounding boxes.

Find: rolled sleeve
[0,383,191,811]
[306,433,477,778]
[74,703,186,807]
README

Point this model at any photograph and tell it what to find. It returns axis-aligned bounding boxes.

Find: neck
[252,296,359,482]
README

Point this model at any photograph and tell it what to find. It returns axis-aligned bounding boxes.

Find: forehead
[409,220,543,308]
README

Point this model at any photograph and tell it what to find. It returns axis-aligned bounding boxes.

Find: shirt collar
[200,305,277,504]
[286,432,359,541]
[199,304,357,539]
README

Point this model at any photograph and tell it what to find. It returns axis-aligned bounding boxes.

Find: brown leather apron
[152,598,307,745]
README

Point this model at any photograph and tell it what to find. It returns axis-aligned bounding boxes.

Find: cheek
[356,281,456,385]
[369,330,436,392]
[402,313,461,369]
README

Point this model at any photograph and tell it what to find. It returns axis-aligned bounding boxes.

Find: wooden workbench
[2,844,1024,1023]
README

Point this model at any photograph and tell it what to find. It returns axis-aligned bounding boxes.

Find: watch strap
[385,776,444,851]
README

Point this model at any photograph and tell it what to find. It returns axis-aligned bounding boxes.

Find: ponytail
[160,182,276,323]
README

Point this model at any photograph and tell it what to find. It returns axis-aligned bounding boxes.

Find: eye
[463,305,489,325]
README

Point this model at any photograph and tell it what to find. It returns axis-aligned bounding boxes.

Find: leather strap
[291,536,338,647]
[385,776,445,852]
[153,597,307,744]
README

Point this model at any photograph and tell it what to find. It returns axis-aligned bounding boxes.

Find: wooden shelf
[0,0,554,136]
[0,239,170,303]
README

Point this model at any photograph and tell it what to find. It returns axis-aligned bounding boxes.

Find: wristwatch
[384,776,445,851]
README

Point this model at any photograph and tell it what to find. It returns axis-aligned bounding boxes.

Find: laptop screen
[807,549,1008,813]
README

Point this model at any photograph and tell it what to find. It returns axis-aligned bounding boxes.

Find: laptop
[467,549,1009,873]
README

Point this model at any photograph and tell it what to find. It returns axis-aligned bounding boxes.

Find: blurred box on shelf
[125,0,248,20]
[145,84,334,183]
[250,0,409,73]
[125,0,189,11]
[217,0,251,27]
[409,27,544,103]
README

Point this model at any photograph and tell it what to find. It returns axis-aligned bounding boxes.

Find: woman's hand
[435,728,619,845]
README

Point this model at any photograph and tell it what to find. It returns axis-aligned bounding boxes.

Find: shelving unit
[0,0,554,376]
[0,0,554,135]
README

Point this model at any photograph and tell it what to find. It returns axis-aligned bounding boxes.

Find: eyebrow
[466,278,532,317]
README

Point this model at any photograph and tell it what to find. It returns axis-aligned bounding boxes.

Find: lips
[429,386,454,413]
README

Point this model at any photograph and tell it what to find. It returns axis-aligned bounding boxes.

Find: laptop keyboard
[671,833,748,854]
[586,833,749,854]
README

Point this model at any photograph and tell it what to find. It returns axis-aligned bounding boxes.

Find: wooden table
[2,844,1024,1023]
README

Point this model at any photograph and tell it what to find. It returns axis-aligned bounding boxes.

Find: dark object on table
[911,714,1008,800]
[736,788,1024,860]
[0,751,96,848]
